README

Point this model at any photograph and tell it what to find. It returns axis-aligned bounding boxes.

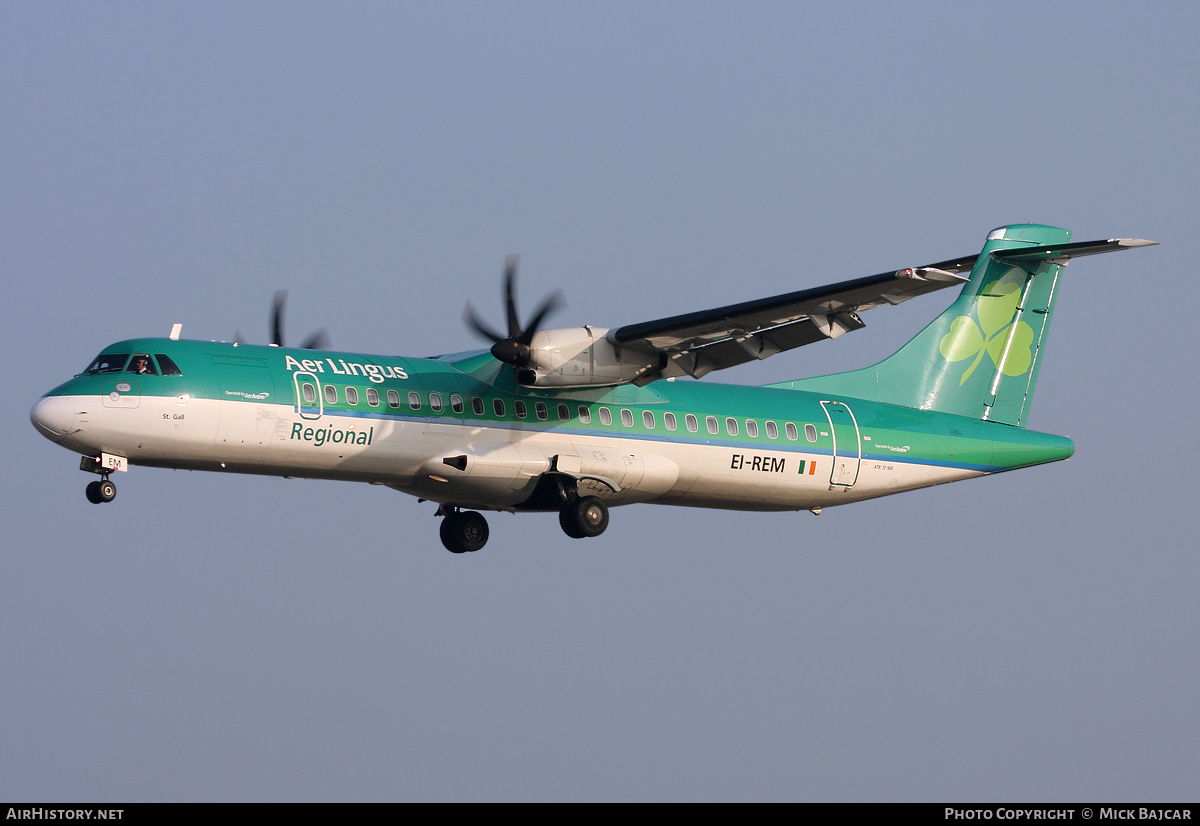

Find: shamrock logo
[938,277,1034,385]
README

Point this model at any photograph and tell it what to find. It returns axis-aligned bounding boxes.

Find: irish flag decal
[798,460,817,476]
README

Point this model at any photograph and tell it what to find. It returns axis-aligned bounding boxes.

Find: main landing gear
[438,507,490,554]
[559,495,609,539]
[435,486,611,554]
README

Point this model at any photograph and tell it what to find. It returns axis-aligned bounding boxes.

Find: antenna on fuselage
[169,323,182,341]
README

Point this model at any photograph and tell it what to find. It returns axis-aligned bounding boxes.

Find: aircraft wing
[609,254,978,379]
[608,237,1155,380]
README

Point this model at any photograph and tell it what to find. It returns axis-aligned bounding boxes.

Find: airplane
[30,224,1154,553]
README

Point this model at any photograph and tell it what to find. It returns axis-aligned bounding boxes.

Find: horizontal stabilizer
[994,237,1157,265]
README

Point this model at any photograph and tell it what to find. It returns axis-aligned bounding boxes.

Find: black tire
[98,479,117,503]
[456,511,489,552]
[559,506,586,539]
[440,511,489,553]
[575,496,609,537]
[440,514,468,553]
[85,481,102,504]
[562,496,609,539]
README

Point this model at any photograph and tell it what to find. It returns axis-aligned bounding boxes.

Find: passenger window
[557,404,569,421]
[324,385,338,404]
[577,406,591,424]
[785,422,798,441]
[746,420,758,438]
[686,414,698,433]
[493,398,506,417]
[126,354,158,376]
[621,409,634,427]
[643,410,654,429]
[599,407,612,425]
[154,354,182,376]
[726,417,738,436]
[430,393,443,412]
[706,416,718,435]
[664,412,677,431]
[387,390,400,408]
[515,400,527,419]
[346,387,359,405]
[451,394,464,413]
[472,397,485,416]
[765,421,778,439]
[366,388,379,406]
[805,423,818,442]
[302,383,317,404]
[409,391,422,410]
[535,402,548,420]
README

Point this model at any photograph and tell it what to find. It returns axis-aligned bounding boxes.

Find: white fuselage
[37,391,981,514]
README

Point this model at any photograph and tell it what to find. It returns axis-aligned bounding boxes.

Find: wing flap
[668,316,837,378]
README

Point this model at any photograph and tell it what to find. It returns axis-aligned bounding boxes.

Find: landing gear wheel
[560,496,609,539]
[86,481,102,504]
[440,510,489,553]
[559,507,586,539]
[439,516,465,553]
[98,479,117,503]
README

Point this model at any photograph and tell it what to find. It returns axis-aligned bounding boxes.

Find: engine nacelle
[515,327,665,387]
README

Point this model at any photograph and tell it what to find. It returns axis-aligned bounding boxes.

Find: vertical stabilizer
[777,224,1076,427]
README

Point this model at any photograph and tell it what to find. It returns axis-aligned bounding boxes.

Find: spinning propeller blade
[464,256,565,368]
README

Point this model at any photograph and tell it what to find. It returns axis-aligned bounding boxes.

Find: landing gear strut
[85,477,117,504]
[438,507,489,553]
[559,495,609,539]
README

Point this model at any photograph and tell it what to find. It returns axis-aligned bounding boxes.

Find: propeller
[270,290,330,349]
[465,255,565,369]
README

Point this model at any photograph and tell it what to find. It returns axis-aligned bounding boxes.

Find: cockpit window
[126,354,158,376]
[86,354,130,374]
[154,354,182,376]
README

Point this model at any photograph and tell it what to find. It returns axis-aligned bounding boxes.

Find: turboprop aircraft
[30,224,1154,553]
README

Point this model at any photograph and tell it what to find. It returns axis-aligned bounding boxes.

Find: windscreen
[85,353,130,374]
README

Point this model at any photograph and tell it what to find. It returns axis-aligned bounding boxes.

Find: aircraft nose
[30,395,76,443]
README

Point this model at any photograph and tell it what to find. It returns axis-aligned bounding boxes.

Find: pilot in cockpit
[128,355,156,375]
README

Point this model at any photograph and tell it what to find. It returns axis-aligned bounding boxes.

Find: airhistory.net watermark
[6,810,123,820]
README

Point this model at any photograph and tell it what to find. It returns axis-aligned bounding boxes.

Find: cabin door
[820,400,861,488]
[293,371,323,420]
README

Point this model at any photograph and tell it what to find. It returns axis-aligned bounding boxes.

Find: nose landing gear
[85,477,117,504]
[80,454,120,504]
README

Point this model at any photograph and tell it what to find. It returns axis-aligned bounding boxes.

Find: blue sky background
[3,1,1197,801]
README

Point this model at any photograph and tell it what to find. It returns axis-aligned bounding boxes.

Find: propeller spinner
[465,255,565,368]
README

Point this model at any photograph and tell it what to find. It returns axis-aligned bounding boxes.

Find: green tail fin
[773,224,1074,427]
